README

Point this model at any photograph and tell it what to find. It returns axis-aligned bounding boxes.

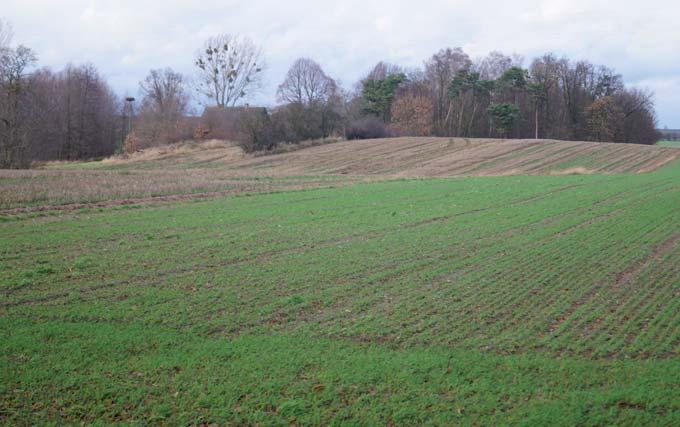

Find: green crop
[2,161,679,425]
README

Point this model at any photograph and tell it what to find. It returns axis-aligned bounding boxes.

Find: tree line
[0,20,119,168]
[215,43,660,151]
[246,49,658,150]
[0,19,661,167]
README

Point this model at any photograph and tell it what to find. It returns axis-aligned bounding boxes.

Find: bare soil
[2,137,678,213]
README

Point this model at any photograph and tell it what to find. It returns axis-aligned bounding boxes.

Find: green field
[2,157,680,424]
[657,140,680,148]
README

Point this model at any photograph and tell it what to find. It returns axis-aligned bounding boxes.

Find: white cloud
[3,0,679,125]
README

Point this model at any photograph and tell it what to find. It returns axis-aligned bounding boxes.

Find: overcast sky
[4,0,680,127]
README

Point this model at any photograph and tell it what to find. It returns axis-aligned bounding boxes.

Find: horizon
[3,0,680,128]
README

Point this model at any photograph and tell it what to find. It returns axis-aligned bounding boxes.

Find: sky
[4,0,680,127]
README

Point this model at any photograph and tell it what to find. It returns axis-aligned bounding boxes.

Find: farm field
[1,138,680,424]
[657,139,680,148]
[2,137,679,211]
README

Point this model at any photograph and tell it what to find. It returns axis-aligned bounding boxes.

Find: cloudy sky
[4,0,680,127]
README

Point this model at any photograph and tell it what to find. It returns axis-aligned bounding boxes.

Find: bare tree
[475,51,520,80]
[20,64,120,161]
[139,68,188,121]
[276,58,343,140]
[613,88,658,144]
[424,47,472,135]
[133,68,190,147]
[1,21,119,166]
[55,64,119,160]
[616,87,653,119]
[364,61,403,82]
[277,58,337,106]
[0,44,37,167]
[194,34,264,107]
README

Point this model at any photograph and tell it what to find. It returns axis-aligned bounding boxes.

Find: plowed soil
[2,137,678,212]
[180,137,680,176]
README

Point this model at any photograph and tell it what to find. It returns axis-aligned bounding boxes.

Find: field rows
[1,138,678,211]
[2,167,679,359]
[223,137,680,176]
[2,156,679,424]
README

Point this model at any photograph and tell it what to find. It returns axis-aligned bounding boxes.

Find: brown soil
[3,137,678,214]
[211,137,679,177]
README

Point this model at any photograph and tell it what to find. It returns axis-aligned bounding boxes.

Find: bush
[236,109,281,153]
[122,132,143,154]
[125,112,197,152]
[272,103,321,143]
[236,104,344,153]
[345,116,391,140]
[193,123,210,140]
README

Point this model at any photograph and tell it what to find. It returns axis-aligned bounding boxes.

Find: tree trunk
[443,102,453,136]
[468,101,478,137]
[535,106,539,139]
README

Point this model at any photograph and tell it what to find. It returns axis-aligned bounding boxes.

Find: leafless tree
[194,34,264,107]
[0,44,37,167]
[350,61,407,102]
[400,68,430,98]
[616,88,653,118]
[22,64,119,161]
[424,47,472,135]
[56,64,119,160]
[140,68,188,117]
[276,58,344,140]
[364,61,403,82]
[475,51,521,80]
[133,68,191,146]
[277,58,337,106]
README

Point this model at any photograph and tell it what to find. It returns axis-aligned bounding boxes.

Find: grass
[657,139,680,148]
[3,322,677,425]
[1,153,679,423]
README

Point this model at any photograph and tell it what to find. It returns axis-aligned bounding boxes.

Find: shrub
[345,116,391,140]
[236,109,280,153]
[193,123,210,140]
[125,112,197,152]
[122,132,143,154]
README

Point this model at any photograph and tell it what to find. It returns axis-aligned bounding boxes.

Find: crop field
[228,137,679,177]
[2,137,678,211]
[1,138,680,424]
[657,140,680,148]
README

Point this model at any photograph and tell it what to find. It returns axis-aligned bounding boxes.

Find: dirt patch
[549,167,596,175]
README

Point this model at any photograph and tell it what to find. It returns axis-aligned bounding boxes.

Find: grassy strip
[2,319,678,425]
